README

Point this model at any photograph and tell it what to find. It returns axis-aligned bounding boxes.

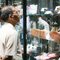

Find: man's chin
[16,22,19,25]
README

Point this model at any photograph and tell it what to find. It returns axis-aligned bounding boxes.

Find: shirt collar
[3,22,15,30]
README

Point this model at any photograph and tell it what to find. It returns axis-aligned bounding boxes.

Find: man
[0,6,22,60]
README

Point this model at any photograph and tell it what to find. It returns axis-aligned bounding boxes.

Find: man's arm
[4,34,18,60]
[13,37,22,60]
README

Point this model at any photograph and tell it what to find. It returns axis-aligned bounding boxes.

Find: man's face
[11,7,19,23]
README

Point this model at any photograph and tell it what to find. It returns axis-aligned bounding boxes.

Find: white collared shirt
[0,23,22,60]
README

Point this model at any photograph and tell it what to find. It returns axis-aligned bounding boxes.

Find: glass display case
[26,0,60,60]
[2,0,60,60]
[1,0,60,60]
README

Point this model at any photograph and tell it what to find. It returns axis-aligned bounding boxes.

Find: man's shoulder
[8,28,18,35]
[1,25,18,35]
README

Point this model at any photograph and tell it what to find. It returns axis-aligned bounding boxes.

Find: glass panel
[26,0,60,60]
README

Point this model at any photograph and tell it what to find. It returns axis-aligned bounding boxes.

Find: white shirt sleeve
[13,37,22,60]
[5,34,18,56]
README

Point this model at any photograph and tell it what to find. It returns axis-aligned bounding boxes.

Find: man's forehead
[2,6,16,11]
